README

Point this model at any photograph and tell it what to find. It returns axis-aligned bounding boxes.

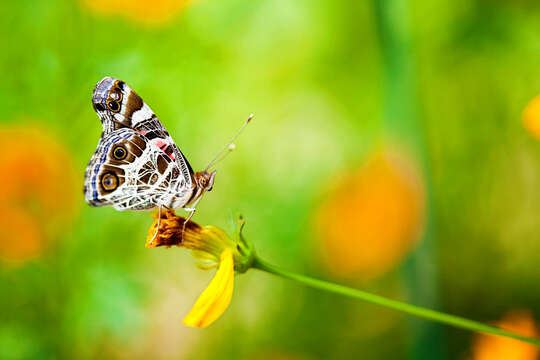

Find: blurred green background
[2,0,540,359]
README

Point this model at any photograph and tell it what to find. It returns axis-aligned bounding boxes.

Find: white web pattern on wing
[135,118,193,188]
[84,131,193,211]
[109,136,191,211]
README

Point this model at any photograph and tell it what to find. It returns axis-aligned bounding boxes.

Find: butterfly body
[84,77,215,212]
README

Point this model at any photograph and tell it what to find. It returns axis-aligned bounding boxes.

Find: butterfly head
[194,170,216,193]
[185,170,216,209]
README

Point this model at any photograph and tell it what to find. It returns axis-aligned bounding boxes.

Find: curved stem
[252,256,540,347]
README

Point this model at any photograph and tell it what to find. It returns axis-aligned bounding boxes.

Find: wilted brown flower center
[146,209,202,248]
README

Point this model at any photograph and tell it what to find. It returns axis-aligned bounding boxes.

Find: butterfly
[84,76,251,226]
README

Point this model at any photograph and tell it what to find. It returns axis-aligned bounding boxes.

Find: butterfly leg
[181,207,196,242]
[149,205,162,246]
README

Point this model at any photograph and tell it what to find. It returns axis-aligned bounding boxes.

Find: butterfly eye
[107,100,120,112]
[101,172,118,192]
[112,145,127,160]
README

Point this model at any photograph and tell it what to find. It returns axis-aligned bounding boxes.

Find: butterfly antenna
[205,113,254,172]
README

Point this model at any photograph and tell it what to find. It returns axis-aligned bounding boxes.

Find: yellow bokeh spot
[473,310,539,360]
[523,93,540,140]
[81,0,190,26]
[314,149,425,281]
[0,209,42,263]
[0,125,77,265]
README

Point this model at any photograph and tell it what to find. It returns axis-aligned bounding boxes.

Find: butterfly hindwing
[84,128,194,210]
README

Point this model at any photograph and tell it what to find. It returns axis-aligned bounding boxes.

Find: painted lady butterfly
[84,77,250,223]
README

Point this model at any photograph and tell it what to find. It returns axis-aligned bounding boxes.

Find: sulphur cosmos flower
[183,248,234,328]
[146,210,253,328]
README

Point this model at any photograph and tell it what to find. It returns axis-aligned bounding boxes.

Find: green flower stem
[251,256,540,347]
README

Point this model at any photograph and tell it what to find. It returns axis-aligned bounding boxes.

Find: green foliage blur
[2,0,540,359]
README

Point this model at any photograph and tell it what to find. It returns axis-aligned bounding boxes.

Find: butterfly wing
[84,128,194,210]
[91,77,194,189]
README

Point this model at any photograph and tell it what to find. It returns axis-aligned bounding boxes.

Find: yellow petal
[183,248,234,328]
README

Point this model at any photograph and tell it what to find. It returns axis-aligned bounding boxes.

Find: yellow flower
[146,210,253,327]
[183,248,234,328]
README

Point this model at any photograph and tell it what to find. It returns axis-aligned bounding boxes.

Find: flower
[523,93,540,140]
[314,149,425,281]
[183,248,234,328]
[81,0,190,27]
[0,124,77,265]
[146,210,254,327]
[472,310,539,360]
